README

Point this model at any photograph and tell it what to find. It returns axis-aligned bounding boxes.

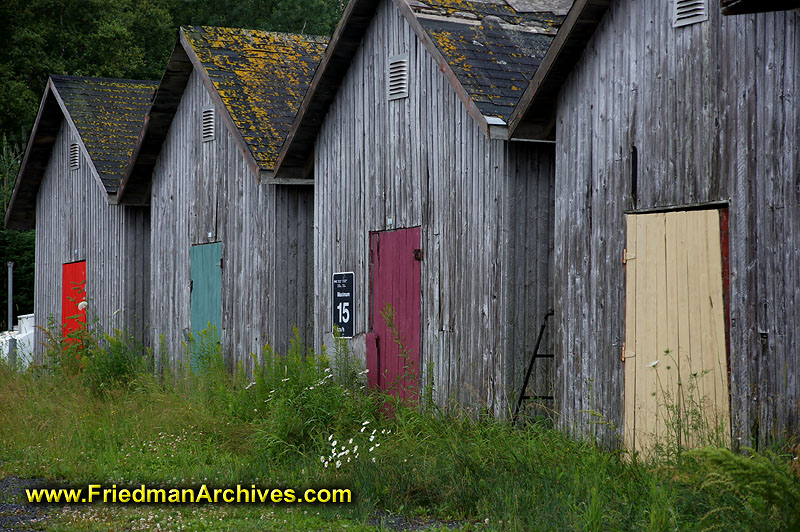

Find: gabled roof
[117,26,328,204]
[4,76,157,230]
[415,0,564,120]
[274,0,570,178]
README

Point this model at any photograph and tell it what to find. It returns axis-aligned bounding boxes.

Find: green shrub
[41,316,151,394]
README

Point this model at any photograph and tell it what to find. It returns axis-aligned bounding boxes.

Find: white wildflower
[335,460,341,469]
[245,381,256,390]
[77,301,88,311]
[362,421,370,426]
[648,360,660,368]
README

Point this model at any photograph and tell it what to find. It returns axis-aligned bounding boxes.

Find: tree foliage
[0,0,345,329]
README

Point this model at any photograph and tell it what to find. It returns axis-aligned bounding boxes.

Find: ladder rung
[520,394,555,401]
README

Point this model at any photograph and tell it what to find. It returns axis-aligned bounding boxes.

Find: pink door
[367,227,422,402]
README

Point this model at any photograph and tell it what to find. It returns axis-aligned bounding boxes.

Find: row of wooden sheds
[5,0,799,450]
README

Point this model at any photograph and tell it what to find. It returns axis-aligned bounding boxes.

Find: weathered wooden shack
[275,0,571,413]
[509,0,800,448]
[118,27,328,373]
[4,75,156,357]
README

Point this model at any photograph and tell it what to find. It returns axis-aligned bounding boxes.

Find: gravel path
[0,477,50,532]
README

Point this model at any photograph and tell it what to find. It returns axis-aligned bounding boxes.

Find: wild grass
[0,328,798,531]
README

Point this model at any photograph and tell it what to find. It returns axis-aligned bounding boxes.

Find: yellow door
[624,209,730,454]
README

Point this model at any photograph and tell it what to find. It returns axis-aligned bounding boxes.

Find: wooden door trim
[624,200,728,216]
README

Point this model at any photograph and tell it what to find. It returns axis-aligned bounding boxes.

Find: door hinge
[414,248,423,261]
[190,280,193,293]
[621,342,634,362]
[623,248,635,265]
[220,258,223,270]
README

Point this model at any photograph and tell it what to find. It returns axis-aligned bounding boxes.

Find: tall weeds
[0,327,798,531]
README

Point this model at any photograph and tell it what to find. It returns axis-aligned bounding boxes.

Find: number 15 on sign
[332,272,355,338]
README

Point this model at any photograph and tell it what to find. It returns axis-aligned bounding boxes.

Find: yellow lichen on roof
[429,29,474,78]
[52,75,157,193]
[183,26,328,170]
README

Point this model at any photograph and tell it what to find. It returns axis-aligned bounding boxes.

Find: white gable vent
[673,0,708,27]
[387,54,409,101]
[69,143,80,170]
[202,107,215,142]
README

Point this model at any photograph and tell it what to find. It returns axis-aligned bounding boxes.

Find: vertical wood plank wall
[313,0,554,414]
[554,0,799,445]
[503,142,556,410]
[150,70,313,374]
[34,120,150,358]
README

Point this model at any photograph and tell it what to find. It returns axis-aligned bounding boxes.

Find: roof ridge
[181,25,330,41]
[50,74,158,85]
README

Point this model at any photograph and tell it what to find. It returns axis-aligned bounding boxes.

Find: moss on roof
[51,75,157,194]
[414,0,564,121]
[183,26,328,171]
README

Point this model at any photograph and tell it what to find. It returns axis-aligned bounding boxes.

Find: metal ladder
[512,310,554,426]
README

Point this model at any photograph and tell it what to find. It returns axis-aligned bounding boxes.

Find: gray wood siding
[150,69,313,374]
[503,142,556,413]
[313,0,554,414]
[34,120,150,358]
[554,1,799,446]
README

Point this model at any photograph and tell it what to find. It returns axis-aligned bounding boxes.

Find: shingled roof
[185,26,329,169]
[117,27,328,204]
[4,76,157,229]
[274,0,569,178]
[52,76,157,193]
[414,0,563,121]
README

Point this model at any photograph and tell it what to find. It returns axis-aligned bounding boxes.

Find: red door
[62,261,87,338]
[367,227,421,402]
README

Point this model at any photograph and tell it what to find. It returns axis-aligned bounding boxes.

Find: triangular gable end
[118,26,328,204]
[507,0,612,140]
[5,76,155,229]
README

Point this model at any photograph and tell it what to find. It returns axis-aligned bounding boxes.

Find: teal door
[190,242,222,371]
